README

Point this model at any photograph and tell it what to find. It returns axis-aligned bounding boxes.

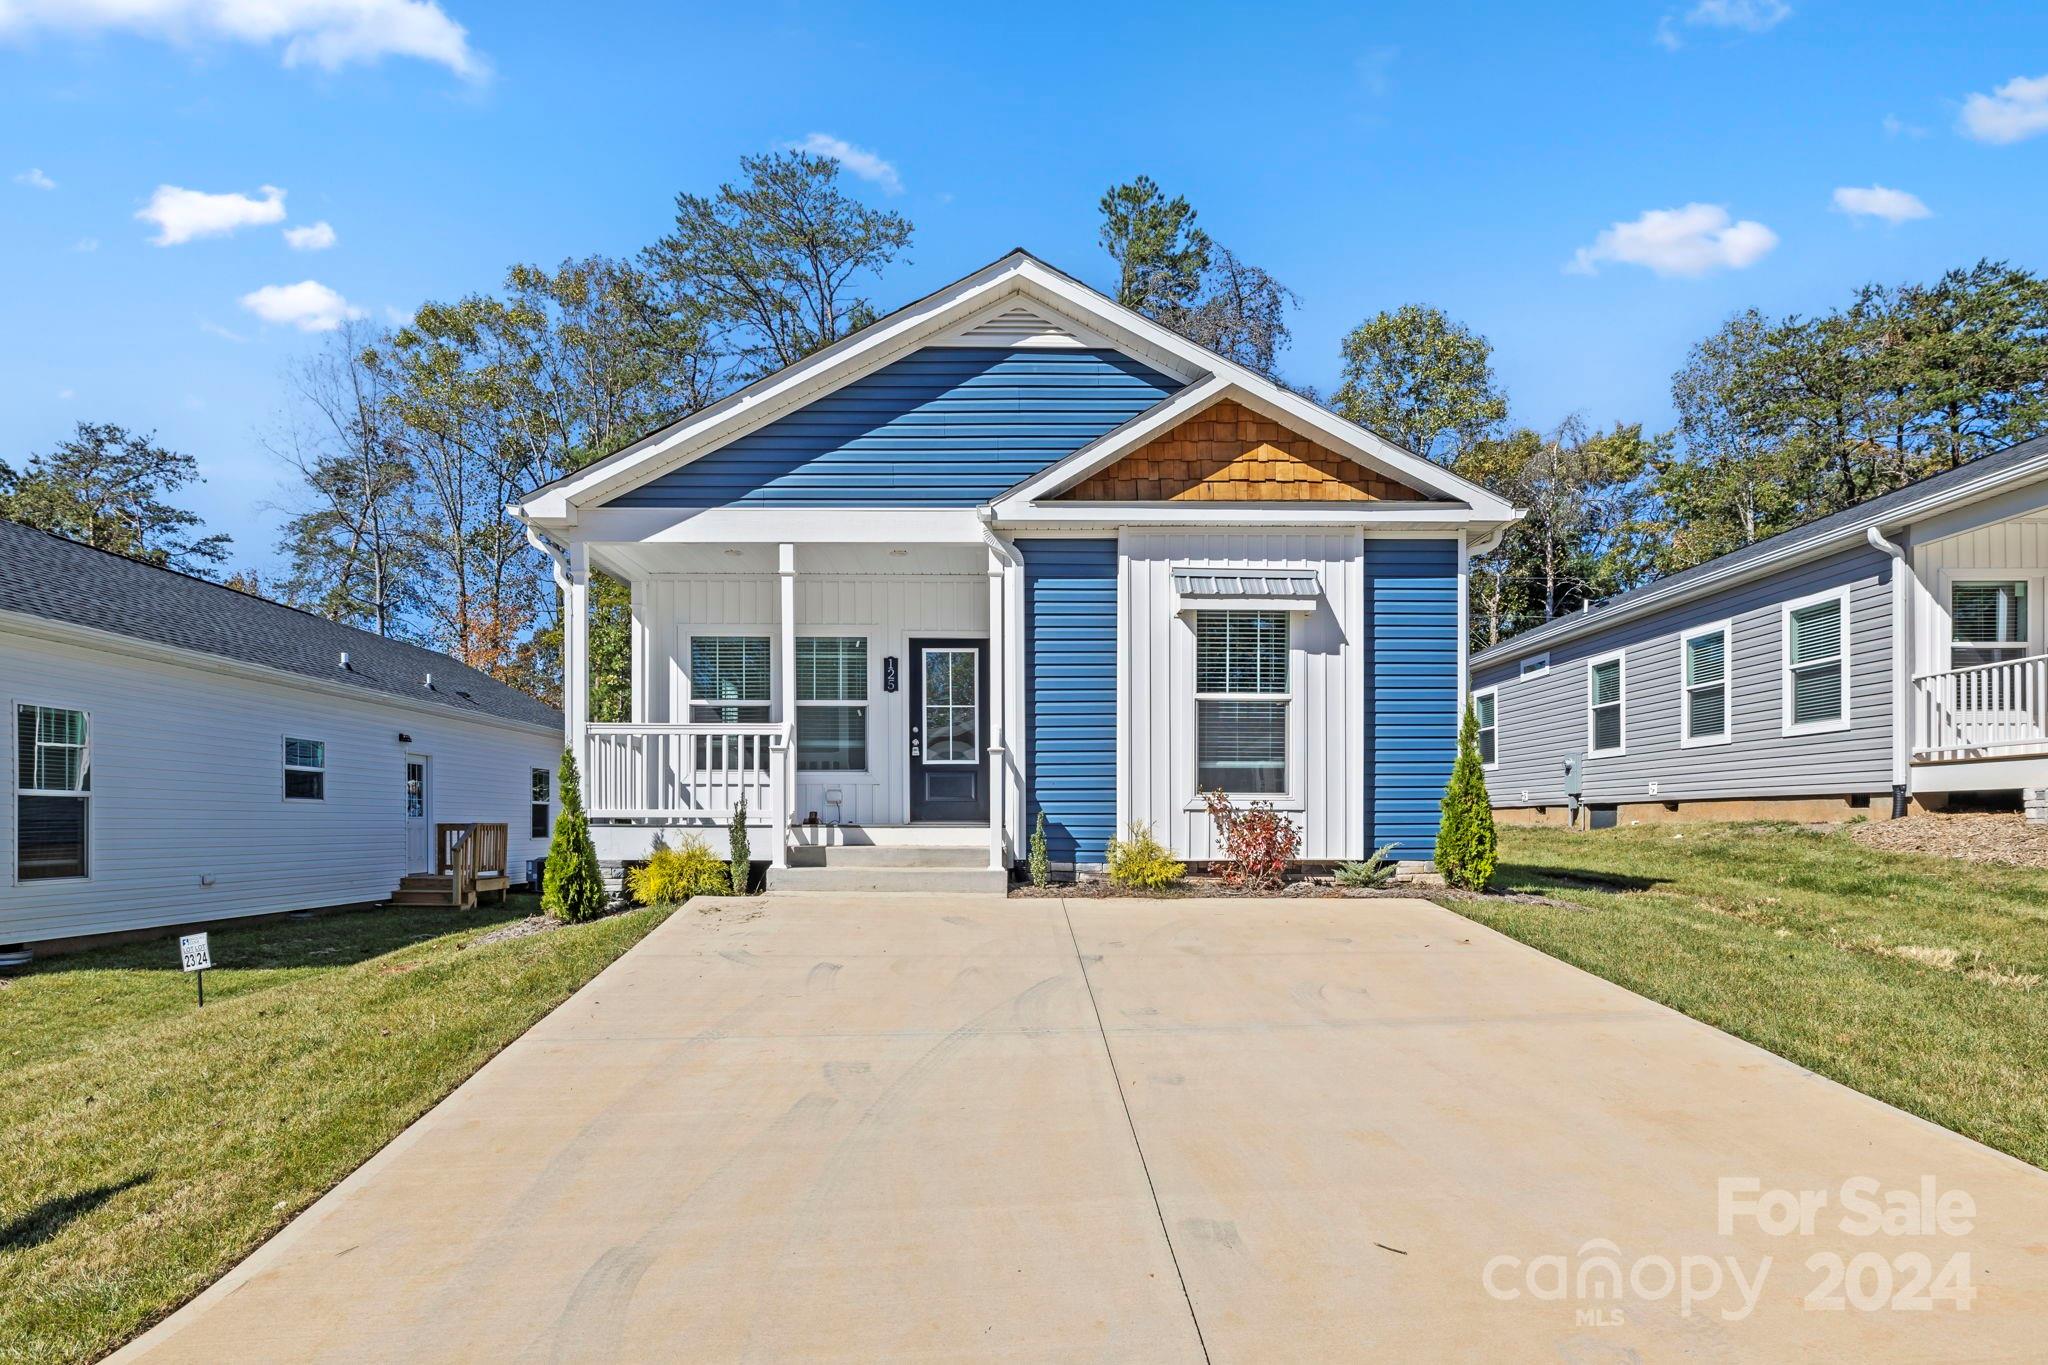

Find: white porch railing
[1912,653,2048,762]
[584,722,789,822]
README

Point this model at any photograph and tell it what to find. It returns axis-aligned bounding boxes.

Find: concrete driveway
[118,895,2048,1361]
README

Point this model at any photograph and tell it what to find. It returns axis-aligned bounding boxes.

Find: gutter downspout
[1866,526,1911,819]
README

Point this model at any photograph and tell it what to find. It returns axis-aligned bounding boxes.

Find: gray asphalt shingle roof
[0,519,561,731]
[1471,433,2048,668]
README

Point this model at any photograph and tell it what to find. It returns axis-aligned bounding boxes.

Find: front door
[405,755,431,872]
[908,638,989,823]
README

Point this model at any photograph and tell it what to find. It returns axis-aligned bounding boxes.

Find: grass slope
[0,898,669,1364]
[1455,823,2048,1170]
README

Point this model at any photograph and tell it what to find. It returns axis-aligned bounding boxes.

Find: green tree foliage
[646,149,913,378]
[1435,703,1497,891]
[1,422,231,573]
[626,835,729,905]
[1028,810,1050,888]
[1098,177,1299,381]
[729,797,751,895]
[1334,305,1509,464]
[1460,419,1664,648]
[543,749,607,922]
[1657,260,2048,574]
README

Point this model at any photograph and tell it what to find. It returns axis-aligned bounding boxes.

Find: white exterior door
[405,754,431,872]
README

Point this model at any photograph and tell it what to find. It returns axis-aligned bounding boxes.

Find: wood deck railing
[1912,653,2048,762]
[436,822,510,909]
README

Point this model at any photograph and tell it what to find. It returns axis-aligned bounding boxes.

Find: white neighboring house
[1,520,563,954]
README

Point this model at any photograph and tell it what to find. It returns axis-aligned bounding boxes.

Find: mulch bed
[1848,811,2048,870]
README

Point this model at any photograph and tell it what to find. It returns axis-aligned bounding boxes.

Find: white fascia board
[567,504,990,546]
[1,610,562,739]
[990,502,1494,531]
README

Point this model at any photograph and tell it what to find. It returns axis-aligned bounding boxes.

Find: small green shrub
[627,836,731,906]
[1105,821,1185,892]
[1435,700,1498,890]
[543,749,607,923]
[729,796,751,895]
[1336,843,1400,888]
[1028,810,1050,888]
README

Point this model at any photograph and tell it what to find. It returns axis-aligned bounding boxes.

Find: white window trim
[283,735,327,802]
[1189,609,1298,804]
[13,698,92,883]
[918,644,980,766]
[1945,575,2038,672]
[1780,585,1852,737]
[684,630,777,722]
[796,634,872,774]
[1586,649,1627,757]
[1519,653,1550,679]
[1679,619,1734,750]
[1472,685,1500,771]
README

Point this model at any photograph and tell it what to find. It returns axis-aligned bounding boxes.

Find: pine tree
[1028,810,1050,888]
[543,749,607,922]
[1435,702,1498,891]
[729,796,751,895]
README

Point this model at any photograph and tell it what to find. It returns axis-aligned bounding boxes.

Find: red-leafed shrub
[1201,790,1301,891]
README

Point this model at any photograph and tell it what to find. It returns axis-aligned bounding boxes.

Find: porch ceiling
[590,541,986,580]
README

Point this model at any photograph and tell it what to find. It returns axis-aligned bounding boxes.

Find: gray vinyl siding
[1472,546,1894,807]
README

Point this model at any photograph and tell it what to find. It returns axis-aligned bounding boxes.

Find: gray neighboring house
[1469,434,2048,826]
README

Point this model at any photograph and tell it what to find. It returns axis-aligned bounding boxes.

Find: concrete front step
[766,864,1010,894]
[785,844,988,869]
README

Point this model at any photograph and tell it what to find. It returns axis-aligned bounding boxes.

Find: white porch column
[986,540,1009,874]
[562,540,590,774]
[772,542,796,869]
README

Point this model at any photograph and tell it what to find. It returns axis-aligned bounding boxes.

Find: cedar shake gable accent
[1055,398,1430,502]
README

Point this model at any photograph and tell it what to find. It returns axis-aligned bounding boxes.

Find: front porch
[559,535,1022,877]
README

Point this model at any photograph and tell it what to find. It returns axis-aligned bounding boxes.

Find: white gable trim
[509,250,1514,529]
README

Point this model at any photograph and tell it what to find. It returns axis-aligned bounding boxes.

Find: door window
[922,648,979,764]
[406,761,425,818]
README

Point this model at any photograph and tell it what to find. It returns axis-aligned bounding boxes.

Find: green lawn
[1454,822,2048,1170]
[0,897,671,1365]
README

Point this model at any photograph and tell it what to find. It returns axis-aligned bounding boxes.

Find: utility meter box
[1561,755,1583,799]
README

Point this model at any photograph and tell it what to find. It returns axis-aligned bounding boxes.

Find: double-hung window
[284,737,326,800]
[1782,589,1850,734]
[1195,610,1289,795]
[1587,652,1625,755]
[796,637,868,771]
[689,636,771,723]
[531,767,551,839]
[1951,581,2029,671]
[16,703,89,880]
[1473,688,1499,767]
[1681,622,1732,747]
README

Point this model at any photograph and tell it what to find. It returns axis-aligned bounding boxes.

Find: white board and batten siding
[3,630,559,945]
[1908,509,2048,678]
[1472,545,1895,808]
[1119,530,1366,862]
[628,564,988,828]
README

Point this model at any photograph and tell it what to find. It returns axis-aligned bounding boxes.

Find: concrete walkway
[118,895,2048,1361]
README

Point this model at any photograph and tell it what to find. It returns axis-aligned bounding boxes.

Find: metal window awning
[1171,569,1323,613]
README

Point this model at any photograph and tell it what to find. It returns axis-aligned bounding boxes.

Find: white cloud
[238,280,364,332]
[71,237,99,252]
[56,387,75,400]
[1882,114,1927,139]
[1568,203,1778,278]
[1831,184,1931,224]
[137,183,286,245]
[1687,0,1791,31]
[284,220,337,250]
[198,317,248,342]
[14,166,55,189]
[790,133,902,195]
[1959,73,2048,145]
[0,0,485,80]
[1654,16,1683,50]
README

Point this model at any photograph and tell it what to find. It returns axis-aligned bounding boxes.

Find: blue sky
[4,0,2046,575]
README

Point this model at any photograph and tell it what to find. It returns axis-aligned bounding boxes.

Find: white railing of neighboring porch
[584,723,789,831]
[1911,653,2048,762]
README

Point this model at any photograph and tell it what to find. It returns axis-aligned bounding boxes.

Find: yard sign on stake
[179,932,212,1007]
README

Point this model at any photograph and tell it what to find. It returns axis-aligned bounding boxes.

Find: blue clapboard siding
[1364,539,1460,858]
[1022,539,1119,866]
[607,347,1180,507]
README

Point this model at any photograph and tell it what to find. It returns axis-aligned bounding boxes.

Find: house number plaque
[883,656,899,692]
